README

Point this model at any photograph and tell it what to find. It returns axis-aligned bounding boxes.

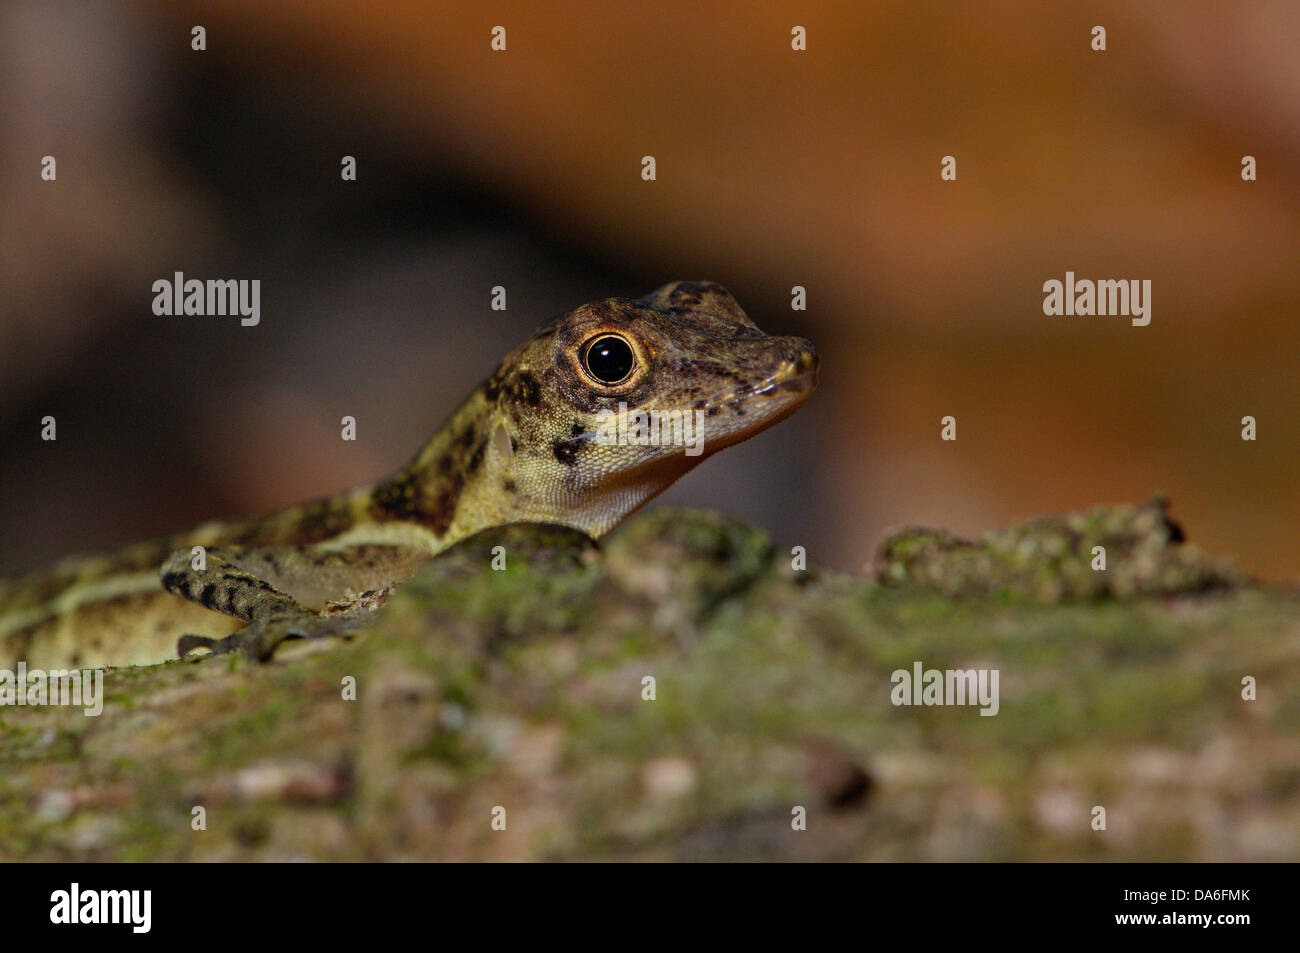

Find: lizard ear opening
[492,423,515,461]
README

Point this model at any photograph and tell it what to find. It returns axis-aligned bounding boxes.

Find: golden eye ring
[581,334,637,386]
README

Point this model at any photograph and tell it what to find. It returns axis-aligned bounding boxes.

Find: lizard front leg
[159,546,413,661]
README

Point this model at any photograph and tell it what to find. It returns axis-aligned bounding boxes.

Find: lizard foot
[177,609,372,663]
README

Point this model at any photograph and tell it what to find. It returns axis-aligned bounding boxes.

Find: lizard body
[0,281,818,668]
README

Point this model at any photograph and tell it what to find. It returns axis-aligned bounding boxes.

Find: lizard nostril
[785,338,818,375]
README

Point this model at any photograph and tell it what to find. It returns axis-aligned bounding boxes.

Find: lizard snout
[773,336,819,389]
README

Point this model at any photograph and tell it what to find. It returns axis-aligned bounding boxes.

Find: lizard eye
[581,334,636,385]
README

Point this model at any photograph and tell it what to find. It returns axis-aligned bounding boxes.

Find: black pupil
[585,336,635,384]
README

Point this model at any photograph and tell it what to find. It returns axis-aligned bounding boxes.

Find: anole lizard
[0,282,818,669]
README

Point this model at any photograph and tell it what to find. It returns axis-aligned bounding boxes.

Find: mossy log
[1,502,1296,861]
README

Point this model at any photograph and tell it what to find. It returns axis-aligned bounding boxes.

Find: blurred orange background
[2,0,1297,579]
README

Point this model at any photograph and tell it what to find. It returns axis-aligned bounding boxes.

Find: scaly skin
[0,281,818,668]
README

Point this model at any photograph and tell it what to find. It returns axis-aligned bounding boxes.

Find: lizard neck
[365,387,493,549]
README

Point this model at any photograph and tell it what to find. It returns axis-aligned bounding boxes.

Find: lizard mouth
[716,345,820,413]
[703,350,819,450]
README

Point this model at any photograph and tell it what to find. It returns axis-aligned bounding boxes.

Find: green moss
[875,497,1241,601]
[1,503,1296,861]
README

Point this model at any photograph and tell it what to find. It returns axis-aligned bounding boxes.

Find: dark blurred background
[2,0,1297,580]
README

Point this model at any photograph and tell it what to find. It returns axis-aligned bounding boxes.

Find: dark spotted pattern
[370,468,465,537]
[370,474,426,524]
[484,367,541,408]
[424,472,465,536]
[236,497,357,547]
[553,437,583,466]
[160,548,304,623]
[467,441,486,474]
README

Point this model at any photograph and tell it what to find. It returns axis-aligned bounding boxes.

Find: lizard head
[467,280,818,538]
